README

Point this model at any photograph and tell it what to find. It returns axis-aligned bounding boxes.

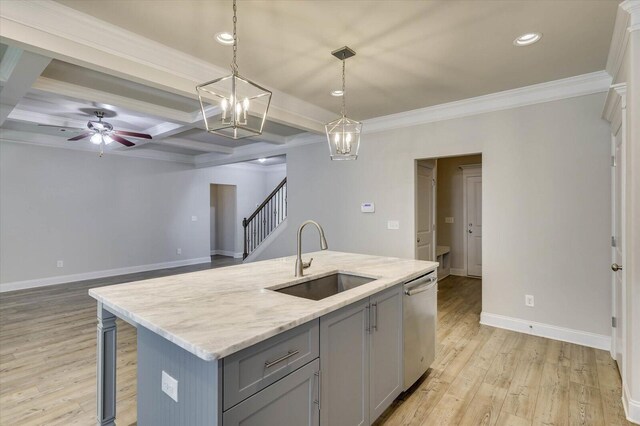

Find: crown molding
[363,71,611,134]
[606,0,640,83]
[603,83,627,127]
[0,0,332,133]
[0,129,195,164]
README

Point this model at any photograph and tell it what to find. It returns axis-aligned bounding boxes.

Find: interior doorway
[415,155,482,280]
[210,184,238,262]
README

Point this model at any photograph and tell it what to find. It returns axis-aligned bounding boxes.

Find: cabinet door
[369,285,403,421]
[320,299,370,426]
[223,359,319,426]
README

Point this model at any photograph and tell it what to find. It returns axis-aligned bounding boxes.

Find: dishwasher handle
[404,275,437,296]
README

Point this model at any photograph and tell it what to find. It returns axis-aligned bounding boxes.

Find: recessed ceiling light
[257,158,267,163]
[513,32,542,46]
[215,32,234,45]
[331,90,344,97]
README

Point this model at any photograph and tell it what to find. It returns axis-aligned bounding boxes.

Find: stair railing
[243,177,287,259]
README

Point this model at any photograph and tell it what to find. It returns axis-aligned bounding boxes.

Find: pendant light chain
[341,58,346,117]
[231,0,238,74]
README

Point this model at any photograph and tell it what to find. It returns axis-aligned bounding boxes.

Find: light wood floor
[0,271,630,425]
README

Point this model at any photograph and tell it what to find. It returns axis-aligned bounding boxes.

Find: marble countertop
[89,251,438,361]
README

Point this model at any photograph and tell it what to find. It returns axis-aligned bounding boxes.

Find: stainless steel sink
[275,273,374,301]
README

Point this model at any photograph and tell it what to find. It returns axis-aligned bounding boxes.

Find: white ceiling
[55,0,618,119]
[0,0,619,164]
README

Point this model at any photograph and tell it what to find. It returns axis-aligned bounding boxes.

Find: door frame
[461,164,482,277]
[414,160,437,261]
[609,84,627,377]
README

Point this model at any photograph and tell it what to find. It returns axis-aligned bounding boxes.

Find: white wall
[258,93,612,338]
[0,145,286,288]
[435,154,483,270]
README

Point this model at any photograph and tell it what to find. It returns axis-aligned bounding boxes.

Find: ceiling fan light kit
[325,46,362,161]
[196,0,272,140]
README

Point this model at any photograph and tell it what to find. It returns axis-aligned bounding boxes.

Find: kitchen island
[90,250,438,426]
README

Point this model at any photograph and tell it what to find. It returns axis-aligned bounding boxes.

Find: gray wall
[0,146,286,287]
[257,93,612,337]
[435,154,483,270]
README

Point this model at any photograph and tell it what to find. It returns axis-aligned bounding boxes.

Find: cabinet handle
[372,302,378,331]
[264,349,299,369]
[314,370,322,411]
[365,304,371,333]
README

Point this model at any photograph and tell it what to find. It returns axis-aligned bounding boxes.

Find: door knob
[468,230,472,234]
[611,263,623,272]
[417,238,421,243]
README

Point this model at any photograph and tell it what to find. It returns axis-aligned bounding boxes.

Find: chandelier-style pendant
[196,0,272,140]
[325,46,361,160]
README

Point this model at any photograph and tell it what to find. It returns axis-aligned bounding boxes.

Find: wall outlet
[191,215,197,222]
[56,260,64,268]
[387,220,400,230]
[176,248,182,255]
[525,295,534,307]
[445,217,454,224]
[161,370,178,402]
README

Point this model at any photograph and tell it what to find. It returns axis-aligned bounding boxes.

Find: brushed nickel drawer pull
[264,350,299,369]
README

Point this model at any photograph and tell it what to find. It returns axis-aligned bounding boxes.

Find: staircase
[243,178,287,259]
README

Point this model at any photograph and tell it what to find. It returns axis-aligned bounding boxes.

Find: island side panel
[97,302,117,426]
[137,327,222,426]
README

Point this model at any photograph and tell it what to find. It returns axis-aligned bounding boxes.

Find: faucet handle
[303,258,314,269]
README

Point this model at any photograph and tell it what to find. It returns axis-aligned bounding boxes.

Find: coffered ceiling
[0,0,619,164]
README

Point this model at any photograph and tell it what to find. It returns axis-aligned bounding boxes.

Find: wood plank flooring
[375,276,631,426]
[0,269,630,425]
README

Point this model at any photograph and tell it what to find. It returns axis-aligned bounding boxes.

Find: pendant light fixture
[325,46,361,160]
[196,0,272,140]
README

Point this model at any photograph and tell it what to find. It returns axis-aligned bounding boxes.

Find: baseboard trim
[211,250,243,259]
[0,256,212,293]
[480,312,611,351]
[450,268,467,276]
[623,383,640,424]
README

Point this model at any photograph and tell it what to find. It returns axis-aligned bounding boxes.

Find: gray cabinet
[223,359,320,426]
[319,285,403,425]
[319,298,370,426]
[369,285,403,420]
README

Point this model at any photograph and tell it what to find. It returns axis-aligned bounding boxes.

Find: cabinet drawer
[223,319,319,410]
[223,359,320,426]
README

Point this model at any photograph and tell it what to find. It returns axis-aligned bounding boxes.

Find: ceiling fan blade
[114,130,152,139]
[67,132,93,141]
[110,134,136,147]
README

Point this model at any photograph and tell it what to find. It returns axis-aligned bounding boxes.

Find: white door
[416,165,435,261]
[612,127,625,371]
[466,175,482,277]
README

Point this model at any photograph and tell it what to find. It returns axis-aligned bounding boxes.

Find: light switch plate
[161,371,178,402]
[445,217,454,224]
[191,215,198,222]
[176,248,182,255]
[56,260,64,268]
[387,220,400,230]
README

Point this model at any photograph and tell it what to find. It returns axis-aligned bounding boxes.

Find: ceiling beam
[0,47,51,126]
[158,138,234,154]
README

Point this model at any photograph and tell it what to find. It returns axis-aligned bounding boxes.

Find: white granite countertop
[89,251,438,361]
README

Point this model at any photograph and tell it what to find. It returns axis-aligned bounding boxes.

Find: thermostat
[361,202,375,213]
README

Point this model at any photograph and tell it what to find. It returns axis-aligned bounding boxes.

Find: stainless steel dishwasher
[403,270,437,390]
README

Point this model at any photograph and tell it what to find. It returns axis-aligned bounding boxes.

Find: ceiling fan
[66,111,152,148]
